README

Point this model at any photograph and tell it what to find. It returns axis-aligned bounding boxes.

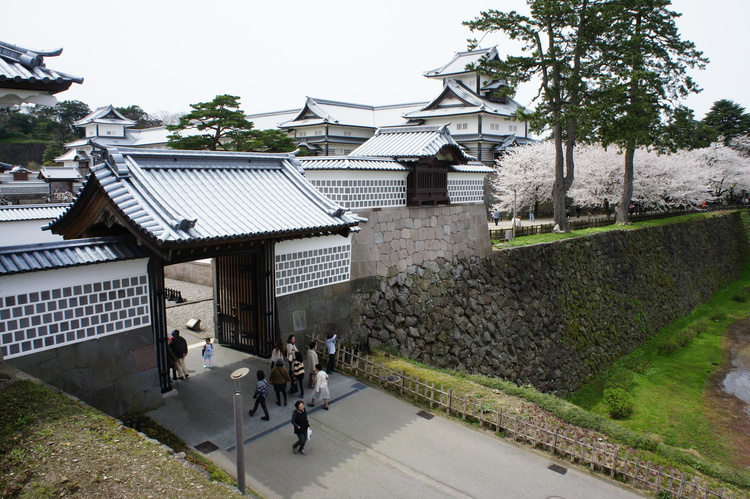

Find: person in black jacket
[170,330,189,379]
[291,400,310,455]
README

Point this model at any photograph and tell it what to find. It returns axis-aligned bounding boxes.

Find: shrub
[621,353,650,374]
[657,339,679,356]
[731,287,750,303]
[709,312,726,322]
[675,328,697,347]
[604,367,635,391]
[603,388,634,419]
[691,320,709,336]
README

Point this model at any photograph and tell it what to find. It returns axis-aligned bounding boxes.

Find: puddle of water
[722,340,750,417]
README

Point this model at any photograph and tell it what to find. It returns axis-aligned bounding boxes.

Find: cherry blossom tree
[493,141,750,212]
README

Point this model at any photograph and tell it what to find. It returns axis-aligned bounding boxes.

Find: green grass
[569,263,750,467]
[493,212,718,247]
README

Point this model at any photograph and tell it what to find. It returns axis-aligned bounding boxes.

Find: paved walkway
[147,340,643,499]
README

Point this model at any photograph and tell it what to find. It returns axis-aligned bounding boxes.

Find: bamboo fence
[319,342,742,499]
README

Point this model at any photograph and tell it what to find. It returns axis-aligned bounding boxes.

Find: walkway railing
[490,205,749,242]
[325,343,740,499]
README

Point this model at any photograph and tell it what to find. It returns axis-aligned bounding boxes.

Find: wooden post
[430,382,435,409]
[633,458,640,489]
[590,439,596,472]
[677,471,686,497]
[479,402,484,428]
[691,476,699,499]
[553,430,559,457]
[704,484,711,499]
[514,414,520,442]
[400,370,405,395]
[655,465,662,494]
[497,407,502,433]
[611,447,618,478]
[447,388,452,416]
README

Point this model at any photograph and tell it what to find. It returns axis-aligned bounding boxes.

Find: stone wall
[346,212,748,395]
[164,260,212,287]
[5,325,162,416]
[277,203,492,342]
[351,203,491,279]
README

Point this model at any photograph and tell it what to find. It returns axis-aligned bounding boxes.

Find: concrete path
[147,342,643,499]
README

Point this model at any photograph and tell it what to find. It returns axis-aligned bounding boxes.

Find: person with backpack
[291,351,305,397]
[248,370,270,421]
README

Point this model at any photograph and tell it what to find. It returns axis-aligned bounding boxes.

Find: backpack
[257,380,269,399]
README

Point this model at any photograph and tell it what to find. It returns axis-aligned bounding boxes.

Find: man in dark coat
[170,330,189,379]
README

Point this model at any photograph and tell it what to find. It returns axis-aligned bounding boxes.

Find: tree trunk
[616,145,635,224]
[552,122,568,230]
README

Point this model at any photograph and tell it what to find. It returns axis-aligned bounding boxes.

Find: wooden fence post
[633,457,640,489]
[677,471,686,497]
[655,465,662,495]
[514,414,520,442]
[497,407,502,433]
[691,476,699,499]
[430,382,435,409]
[400,370,405,395]
[447,388,452,416]
[552,430,558,457]
[590,439,596,472]
[611,447,618,478]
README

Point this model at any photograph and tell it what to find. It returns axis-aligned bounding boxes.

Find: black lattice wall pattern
[275,245,351,296]
[309,179,407,209]
[0,275,150,359]
[448,179,485,203]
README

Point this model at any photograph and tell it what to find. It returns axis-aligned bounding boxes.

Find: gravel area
[165,278,215,344]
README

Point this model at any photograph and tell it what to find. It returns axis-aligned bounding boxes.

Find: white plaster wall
[1,219,63,246]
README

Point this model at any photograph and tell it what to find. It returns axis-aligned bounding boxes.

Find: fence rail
[324,343,740,499]
[490,205,749,242]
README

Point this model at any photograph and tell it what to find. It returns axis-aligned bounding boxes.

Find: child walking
[202,337,214,368]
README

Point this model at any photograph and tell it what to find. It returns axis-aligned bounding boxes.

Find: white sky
[4,0,747,121]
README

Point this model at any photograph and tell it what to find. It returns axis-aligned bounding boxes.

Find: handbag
[307,427,312,440]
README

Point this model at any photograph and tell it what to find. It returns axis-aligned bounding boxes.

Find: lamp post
[230,367,249,494]
[512,187,517,239]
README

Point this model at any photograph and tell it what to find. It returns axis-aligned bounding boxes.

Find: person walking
[167,336,179,381]
[491,209,500,226]
[529,205,535,222]
[325,332,337,373]
[270,339,285,370]
[269,359,291,406]
[306,341,319,388]
[202,337,214,368]
[291,351,305,397]
[291,400,310,455]
[248,370,270,421]
[170,330,189,379]
[308,364,330,410]
[286,335,299,374]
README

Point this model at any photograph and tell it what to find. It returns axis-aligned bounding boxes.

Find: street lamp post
[231,367,249,494]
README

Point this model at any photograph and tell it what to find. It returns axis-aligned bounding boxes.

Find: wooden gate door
[215,252,263,353]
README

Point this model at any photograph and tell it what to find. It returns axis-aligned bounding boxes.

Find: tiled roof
[0,204,69,222]
[48,147,360,246]
[349,125,475,162]
[424,47,498,78]
[0,236,149,276]
[74,105,136,126]
[450,162,495,174]
[404,80,523,120]
[278,97,426,129]
[0,41,83,91]
[38,166,82,180]
[300,157,409,171]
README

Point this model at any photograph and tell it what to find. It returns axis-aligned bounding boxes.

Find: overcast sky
[4,0,747,121]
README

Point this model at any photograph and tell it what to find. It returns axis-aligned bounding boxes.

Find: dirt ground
[705,317,750,469]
